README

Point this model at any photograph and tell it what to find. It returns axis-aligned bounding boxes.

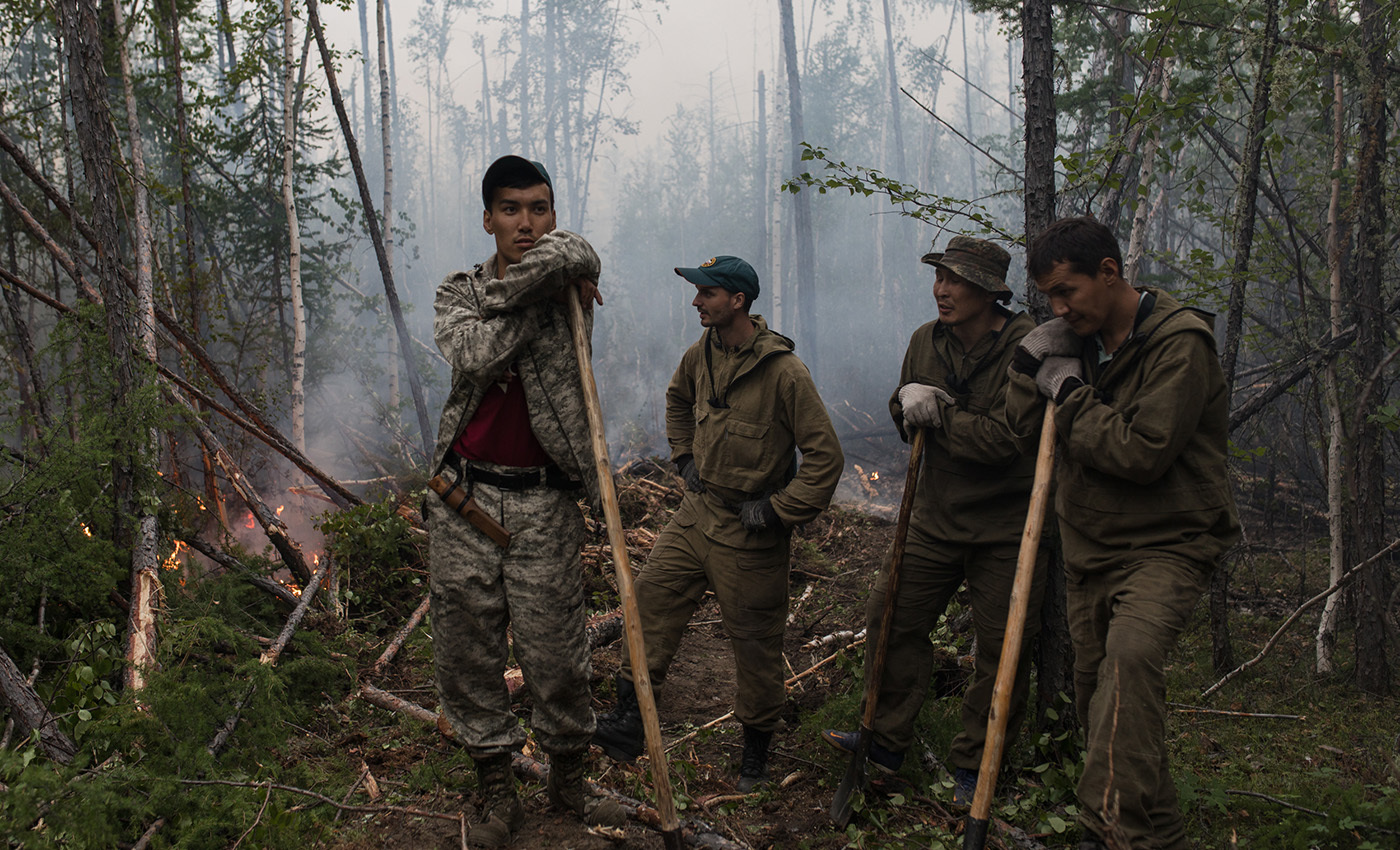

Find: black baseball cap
[482,155,553,209]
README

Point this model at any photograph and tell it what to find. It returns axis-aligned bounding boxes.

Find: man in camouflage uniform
[1005,216,1240,850]
[821,236,1046,806]
[592,256,844,792]
[429,155,624,847]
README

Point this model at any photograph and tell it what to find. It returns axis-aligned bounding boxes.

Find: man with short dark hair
[593,255,844,792]
[429,154,623,847]
[822,235,1045,807]
[1006,216,1240,850]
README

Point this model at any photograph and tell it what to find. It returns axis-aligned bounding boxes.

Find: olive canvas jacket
[666,315,844,549]
[1005,288,1242,573]
[431,230,602,508]
[889,309,1037,545]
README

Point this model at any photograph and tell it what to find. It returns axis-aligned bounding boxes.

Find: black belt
[464,462,581,492]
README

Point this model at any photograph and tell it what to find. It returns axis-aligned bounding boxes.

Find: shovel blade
[829,726,874,826]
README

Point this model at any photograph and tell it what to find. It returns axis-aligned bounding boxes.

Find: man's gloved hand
[898,383,955,431]
[1036,355,1085,402]
[675,454,705,493]
[1013,318,1080,374]
[739,498,782,532]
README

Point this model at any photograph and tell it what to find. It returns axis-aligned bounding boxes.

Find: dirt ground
[326,464,941,850]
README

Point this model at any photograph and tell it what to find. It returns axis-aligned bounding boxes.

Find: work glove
[1013,317,1080,374]
[1036,355,1085,403]
[739,498,782,532]
[675,454,705,493]
[898,383,955,431]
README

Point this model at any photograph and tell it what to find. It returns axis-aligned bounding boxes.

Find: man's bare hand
[555,276,602,308]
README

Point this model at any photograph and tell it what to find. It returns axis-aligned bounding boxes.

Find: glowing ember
[244,514,256,530]
[284,582,303,597]
[869,471,880,482]
[80,523,93,538]
[276,505,285,516]
[312,553,320,566]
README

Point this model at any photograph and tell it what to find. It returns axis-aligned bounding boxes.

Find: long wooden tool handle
[964,402,1057,850]
[830,428,925,826]
[862,427,925,729]
[566,294,682,845]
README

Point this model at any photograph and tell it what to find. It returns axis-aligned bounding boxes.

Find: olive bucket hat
[921,235,1012,302]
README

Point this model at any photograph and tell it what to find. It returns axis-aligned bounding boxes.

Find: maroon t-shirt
[451,371,552,467]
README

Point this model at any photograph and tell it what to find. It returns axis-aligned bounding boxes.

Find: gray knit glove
[898,383,955,431]
[739,498,782,532]
[1013,318,1080,374]
[1035,355,1085,402]
[676,454,705,493]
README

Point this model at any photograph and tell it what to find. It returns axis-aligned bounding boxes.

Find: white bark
[377,0,398,409]
[283,0,307,460]
[1124,57,1174,286]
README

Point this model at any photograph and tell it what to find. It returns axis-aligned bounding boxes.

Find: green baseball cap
[674,255,760,302]
[481,155,553,209]
[921,235,1013,301]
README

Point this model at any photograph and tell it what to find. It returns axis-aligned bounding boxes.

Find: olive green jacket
[889,309,1037,544]
[666,316,844,548]
[1005,288,1241,573]
[431,230,602,508]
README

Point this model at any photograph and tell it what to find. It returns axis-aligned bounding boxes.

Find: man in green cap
[1005,216,1240,849]
[428,154,624,847]
[593,255,845,792]
[822,235,1046,806]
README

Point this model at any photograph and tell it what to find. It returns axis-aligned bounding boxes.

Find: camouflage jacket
[889,309,1037,544]
[432,230,602,508]
[1005,288,1242,573]
[666,315,844,548]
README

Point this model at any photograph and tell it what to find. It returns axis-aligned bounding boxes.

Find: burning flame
[312,553,320,566]
[162,540,189,571]
[244,513,256,530]
[80,523,93,538]
[869,471,880,482]
[284,581,303,598]
[276,505,285,517]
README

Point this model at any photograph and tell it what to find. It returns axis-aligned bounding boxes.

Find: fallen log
[183,536,300,606]
[373,592,431,674]
[260,557,333,666]
[0,643,75,763]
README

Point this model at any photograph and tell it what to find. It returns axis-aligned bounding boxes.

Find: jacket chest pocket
[694,407,774,491]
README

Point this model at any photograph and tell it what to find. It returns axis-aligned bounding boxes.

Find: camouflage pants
[427,474,594,758]
[1069,556,1210,850]
[864,526,1047,769]
[620,516,790,732]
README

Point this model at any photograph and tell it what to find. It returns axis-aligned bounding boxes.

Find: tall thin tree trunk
[358,0,372,160]
[960,0,977,199]
[1315,0,1348,674]
[1348,0,1391,696]
[1214,0,1280,676]
[543,0,555,169]
[376,0,398,410]
[755,71,769,285]
[1021,0,1072,741]
[111,0,163,692]
[1123,58,1174,285]
[518,0,530,155]
[574,0,622,232]
[880,0,906,176]
[282,0,307,460]
[306,0,433,459]
[778,0,816,374]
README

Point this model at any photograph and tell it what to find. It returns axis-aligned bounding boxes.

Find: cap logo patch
[700,257,718,267]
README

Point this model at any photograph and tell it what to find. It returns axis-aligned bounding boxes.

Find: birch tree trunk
[283,0,307,462]
[1315,0,1347,674]
[111,0,163,692]
[778,0,817,373]
[1123,58,1174,286]
[518,0,530,154]
[1215,0,1280,675]
[376,0,398,411]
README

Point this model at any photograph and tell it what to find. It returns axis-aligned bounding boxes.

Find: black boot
[592,675,644,762]
[737,725,773,793]
[467,753,523,848]
[546,750,627,828]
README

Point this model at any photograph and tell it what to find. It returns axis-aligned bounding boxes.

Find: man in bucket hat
[823,235,1047,808]
[593,255,844,793]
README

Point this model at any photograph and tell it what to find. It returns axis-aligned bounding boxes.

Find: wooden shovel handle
[965,402,1057,847]
[565,293,682,841]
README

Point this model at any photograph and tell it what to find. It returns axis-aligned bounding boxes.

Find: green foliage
[35,621,122,742]
[319,496,423,621]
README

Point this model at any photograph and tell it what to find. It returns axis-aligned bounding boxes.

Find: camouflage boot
[468,753,524,849]
[547,751,627,828]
